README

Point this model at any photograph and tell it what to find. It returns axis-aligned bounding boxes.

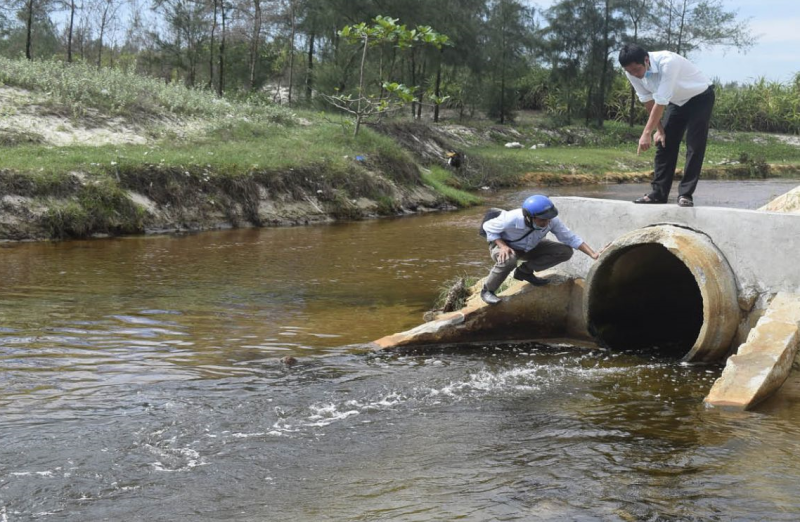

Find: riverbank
[1,60,800,241]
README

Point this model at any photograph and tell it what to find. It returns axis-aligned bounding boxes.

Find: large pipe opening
[587,244,703,357]
[584,225,740,362]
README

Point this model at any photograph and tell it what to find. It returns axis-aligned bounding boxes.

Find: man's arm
[577,242,599,260]
[639,100,666,153]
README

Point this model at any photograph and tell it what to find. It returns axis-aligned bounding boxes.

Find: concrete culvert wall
[584,225,740,362]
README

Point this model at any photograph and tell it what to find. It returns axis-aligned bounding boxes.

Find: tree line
[0,0,771,128]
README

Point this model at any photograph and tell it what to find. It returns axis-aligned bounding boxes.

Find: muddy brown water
[2,179,800,521]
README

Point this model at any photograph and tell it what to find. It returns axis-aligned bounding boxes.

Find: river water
[2,179,800,521]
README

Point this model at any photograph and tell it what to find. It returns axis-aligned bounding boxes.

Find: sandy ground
[0,85,206,146]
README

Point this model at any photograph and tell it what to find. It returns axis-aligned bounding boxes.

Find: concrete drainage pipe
[584,225,740,362]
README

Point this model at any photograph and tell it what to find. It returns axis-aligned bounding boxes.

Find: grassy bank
[0,120,470,239]
[464,118,800,188]
[0,59,481,239]
[1,57,799,241]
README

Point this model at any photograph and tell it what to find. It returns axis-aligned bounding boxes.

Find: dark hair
[618,43,648,66]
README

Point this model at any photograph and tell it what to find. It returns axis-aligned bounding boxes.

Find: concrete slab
[704,293,800,410]
[371,275,575,350]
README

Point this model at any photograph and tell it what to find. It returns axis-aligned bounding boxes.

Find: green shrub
[40,178,144,239]
[713,78,800,134]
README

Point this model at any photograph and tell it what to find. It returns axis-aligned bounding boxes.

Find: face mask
[532,222,546,230]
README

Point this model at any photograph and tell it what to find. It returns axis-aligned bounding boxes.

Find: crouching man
[480,195,600,305]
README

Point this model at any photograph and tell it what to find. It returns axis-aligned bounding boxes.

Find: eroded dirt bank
[0,160,447,241]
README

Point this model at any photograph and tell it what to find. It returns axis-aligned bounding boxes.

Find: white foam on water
[146,443,207,472]
[307,403,361,427]
[265,358,638,436]
[230,432,268,438]
[437,365,545,397]
[9,469,56,477]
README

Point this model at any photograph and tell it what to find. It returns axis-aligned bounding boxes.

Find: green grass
[421,165,482,206]
[472,145,651,177]
[468,124,800,185]
[0,118,415,179]
[703,132,800,166]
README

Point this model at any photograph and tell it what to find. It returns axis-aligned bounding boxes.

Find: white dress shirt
[624,51,711,107]
[482,209,584,252]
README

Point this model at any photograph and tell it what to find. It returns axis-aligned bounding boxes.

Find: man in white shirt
[619,43,715,207]
[480,195,599,305]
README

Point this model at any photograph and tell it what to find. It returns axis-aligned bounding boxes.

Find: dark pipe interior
[588,244,704,358]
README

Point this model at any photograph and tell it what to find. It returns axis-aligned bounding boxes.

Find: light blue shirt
[624,51,711,107]
[482,208,584,252]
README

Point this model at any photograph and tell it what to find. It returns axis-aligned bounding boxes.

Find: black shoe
[677,195,694,207]
[513,269,549,286]
[633,194,666,204]
[480,286,501,305]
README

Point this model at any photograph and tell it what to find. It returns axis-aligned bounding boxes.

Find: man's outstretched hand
[637,132,652,154]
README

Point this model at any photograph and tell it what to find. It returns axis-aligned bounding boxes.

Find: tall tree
[217,0,226,95]
[151,0,210,87]
[620,0,653,125]
[208,0,217,89]
[247,0,262,90]
[484,0,535,124]
[543,0,592,124]
[593,0,624,126]
[63,0,77,62]
[285,0,295,103]
[672,0,754,55]
[93,0,120,67]
[9,0,58,59]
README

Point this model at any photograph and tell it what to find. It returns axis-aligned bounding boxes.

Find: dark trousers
[651,86,715,201]
[484,239,573,292]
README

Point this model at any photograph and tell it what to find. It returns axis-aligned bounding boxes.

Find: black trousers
[651,86,715,201]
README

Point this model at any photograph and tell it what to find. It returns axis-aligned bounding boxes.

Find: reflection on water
[4,344,800,520]
[2,181,800,520]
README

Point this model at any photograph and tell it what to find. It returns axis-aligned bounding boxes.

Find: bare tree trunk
[677,0,688,54]
[79,20,88,61]
[25,0,34,60]
[209,0,217,90]
[97,0,118,69]
[98,12,107,67]
[287,0,295,104]
[585,82,593,125]
[354,36,369,137]
[596,0,611,127]
[666,0,675,51]
[628,24,639,126]
[409,50,417,118]
[249,0,262,90]
[305,32,315,102]
[499,21,506,124]
[433,50,442,123]
[67,0,75,63]
[416,59,425,119]
[218,0,226,96]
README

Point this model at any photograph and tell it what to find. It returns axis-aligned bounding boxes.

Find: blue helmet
[522,195,558,220]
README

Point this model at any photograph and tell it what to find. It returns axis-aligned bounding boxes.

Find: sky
[530,0,800,85]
